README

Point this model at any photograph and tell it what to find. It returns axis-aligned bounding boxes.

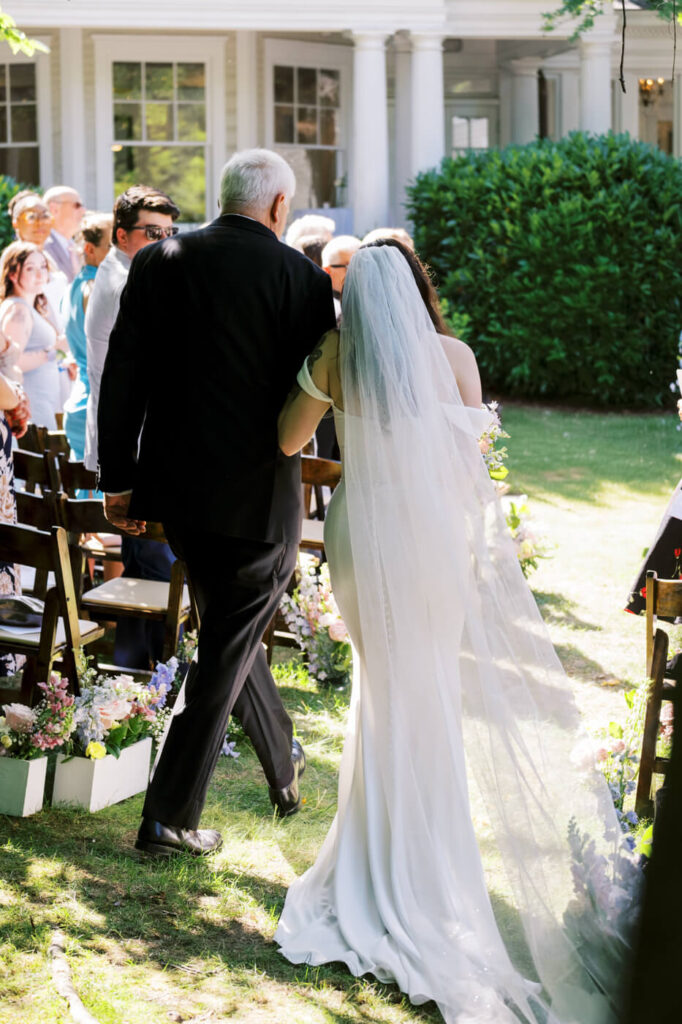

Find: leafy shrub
[407,133,682,407]
[0,174,29,250]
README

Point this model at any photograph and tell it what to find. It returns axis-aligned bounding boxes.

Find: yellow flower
[85,741,106,760]
[1,734,12,749]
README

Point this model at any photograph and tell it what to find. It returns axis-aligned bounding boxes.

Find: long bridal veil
[333,245,639,1023]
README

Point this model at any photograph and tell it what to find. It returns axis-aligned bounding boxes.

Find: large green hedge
[406,132,682,407]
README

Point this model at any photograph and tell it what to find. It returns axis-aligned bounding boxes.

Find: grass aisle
[1,406,679,1023]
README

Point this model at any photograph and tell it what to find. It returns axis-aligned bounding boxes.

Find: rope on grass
[48,930,101,1024]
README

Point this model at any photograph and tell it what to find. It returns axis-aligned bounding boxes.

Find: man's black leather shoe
[269,739,306,818]
[135,817,223,858]
[291,737,306,775]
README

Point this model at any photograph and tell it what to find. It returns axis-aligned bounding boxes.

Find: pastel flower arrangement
[0,658,178,763]
[70,662,175,759]
[281,554,352,688]
[0,675,75,759]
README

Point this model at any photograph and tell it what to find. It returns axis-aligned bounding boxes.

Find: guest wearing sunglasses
[84,184,180,668]
[44,185,86,283]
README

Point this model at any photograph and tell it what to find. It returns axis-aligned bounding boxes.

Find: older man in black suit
[97,149,336,856]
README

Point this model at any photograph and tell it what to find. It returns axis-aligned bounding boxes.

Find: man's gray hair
[219,149,296,215]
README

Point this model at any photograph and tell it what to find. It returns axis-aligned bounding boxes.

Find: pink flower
[609,739,626,755]
[2,702,36,733]
[328,620,349,643]
[98,699,132,730]
[595,747,609,762]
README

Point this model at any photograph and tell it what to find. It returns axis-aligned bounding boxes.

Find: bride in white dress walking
[275,241,638,1024]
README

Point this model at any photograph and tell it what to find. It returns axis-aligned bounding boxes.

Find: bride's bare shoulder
[438,333,478,368]
[437,333,482,407]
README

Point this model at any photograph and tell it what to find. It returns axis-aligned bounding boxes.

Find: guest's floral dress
[626,476,682,620]
[0,412,21,677]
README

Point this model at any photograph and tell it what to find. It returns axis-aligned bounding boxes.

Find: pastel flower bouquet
[68,660,175,760]
[281,554,352,688]
[0,675,76,759]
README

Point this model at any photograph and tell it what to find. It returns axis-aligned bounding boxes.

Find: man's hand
[104,493,146,535]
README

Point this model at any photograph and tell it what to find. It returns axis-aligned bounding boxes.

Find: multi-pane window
[0,63,39,184]
[112,61,206,222]
[452,116,489,155]
[273,64,344,208]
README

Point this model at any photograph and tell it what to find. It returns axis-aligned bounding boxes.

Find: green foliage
[0,6,48,57]
[407,133,682,408]
[544,1,679,40]
[0,175,28,249]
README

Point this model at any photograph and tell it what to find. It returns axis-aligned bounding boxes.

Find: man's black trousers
[143,527,297,830]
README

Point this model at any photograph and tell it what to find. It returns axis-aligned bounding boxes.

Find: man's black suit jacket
[97,214,336,541]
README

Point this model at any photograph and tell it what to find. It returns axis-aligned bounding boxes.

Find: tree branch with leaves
[0,5,47,56]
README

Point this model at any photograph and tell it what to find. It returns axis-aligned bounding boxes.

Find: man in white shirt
[85,183,180,669]
[43,185,86,282]
[84,185,179,473]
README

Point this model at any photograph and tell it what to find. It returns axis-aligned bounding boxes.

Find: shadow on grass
[0,829,442,1023]
[552,643,610,682]
[533,591,601,633]
[502,406,681,507]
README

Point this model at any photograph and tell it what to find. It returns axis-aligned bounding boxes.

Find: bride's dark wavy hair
[359,237,453,337]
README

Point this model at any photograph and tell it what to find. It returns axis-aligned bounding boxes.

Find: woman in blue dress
[63,213,113,460]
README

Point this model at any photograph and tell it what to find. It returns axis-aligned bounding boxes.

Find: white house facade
[5,0,680,234]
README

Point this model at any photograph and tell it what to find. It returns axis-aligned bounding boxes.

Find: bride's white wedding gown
[275,247,638,1024]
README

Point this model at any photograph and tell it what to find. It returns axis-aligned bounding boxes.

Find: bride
[275,241,639,1024]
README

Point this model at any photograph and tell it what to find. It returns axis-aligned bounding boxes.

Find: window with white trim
[272,62,345,208]
[452,115,489,155]
[0,62,39,183]
[111,60,207,222]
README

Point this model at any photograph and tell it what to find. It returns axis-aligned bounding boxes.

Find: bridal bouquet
[281,554,352,688]
[0,675,76,759]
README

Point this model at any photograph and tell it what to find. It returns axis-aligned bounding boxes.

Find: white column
[352,32,390,233]
[579,39,613,134]
[236,30,259,151]
[613,72,640,138]
[558,69,580,135]
[509,58,541,144]
[59,28,86,196]
[410,33,445,177]
[393,34,412,227]
[498,71,512,147]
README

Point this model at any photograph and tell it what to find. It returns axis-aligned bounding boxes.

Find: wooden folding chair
[18,423,71,461]
[14,489,62,598]
[0,522,104,705]
[13,449,60,496]
[635,570,682,817]
[55,455,122,577]
[263,455,342,664]
[59,496,194,666]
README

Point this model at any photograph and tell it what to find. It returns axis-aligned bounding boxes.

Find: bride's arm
[278,331,336,456]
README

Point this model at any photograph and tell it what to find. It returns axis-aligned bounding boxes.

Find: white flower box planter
[52,737,152,812]
[0,755,47,816]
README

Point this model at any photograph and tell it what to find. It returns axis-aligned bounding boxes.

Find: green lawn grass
[1,405,679,1023]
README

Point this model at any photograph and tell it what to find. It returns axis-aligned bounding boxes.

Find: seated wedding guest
[85,183,180,669]
[43,185,86,283]
[362,226,415,250]
[626,395,682,618]
[63,212,113,462]
[0,241,67,430]
[12,193,68,309]
[285,213,335,250]
[321,234,361,319]
[298,234,327,267]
